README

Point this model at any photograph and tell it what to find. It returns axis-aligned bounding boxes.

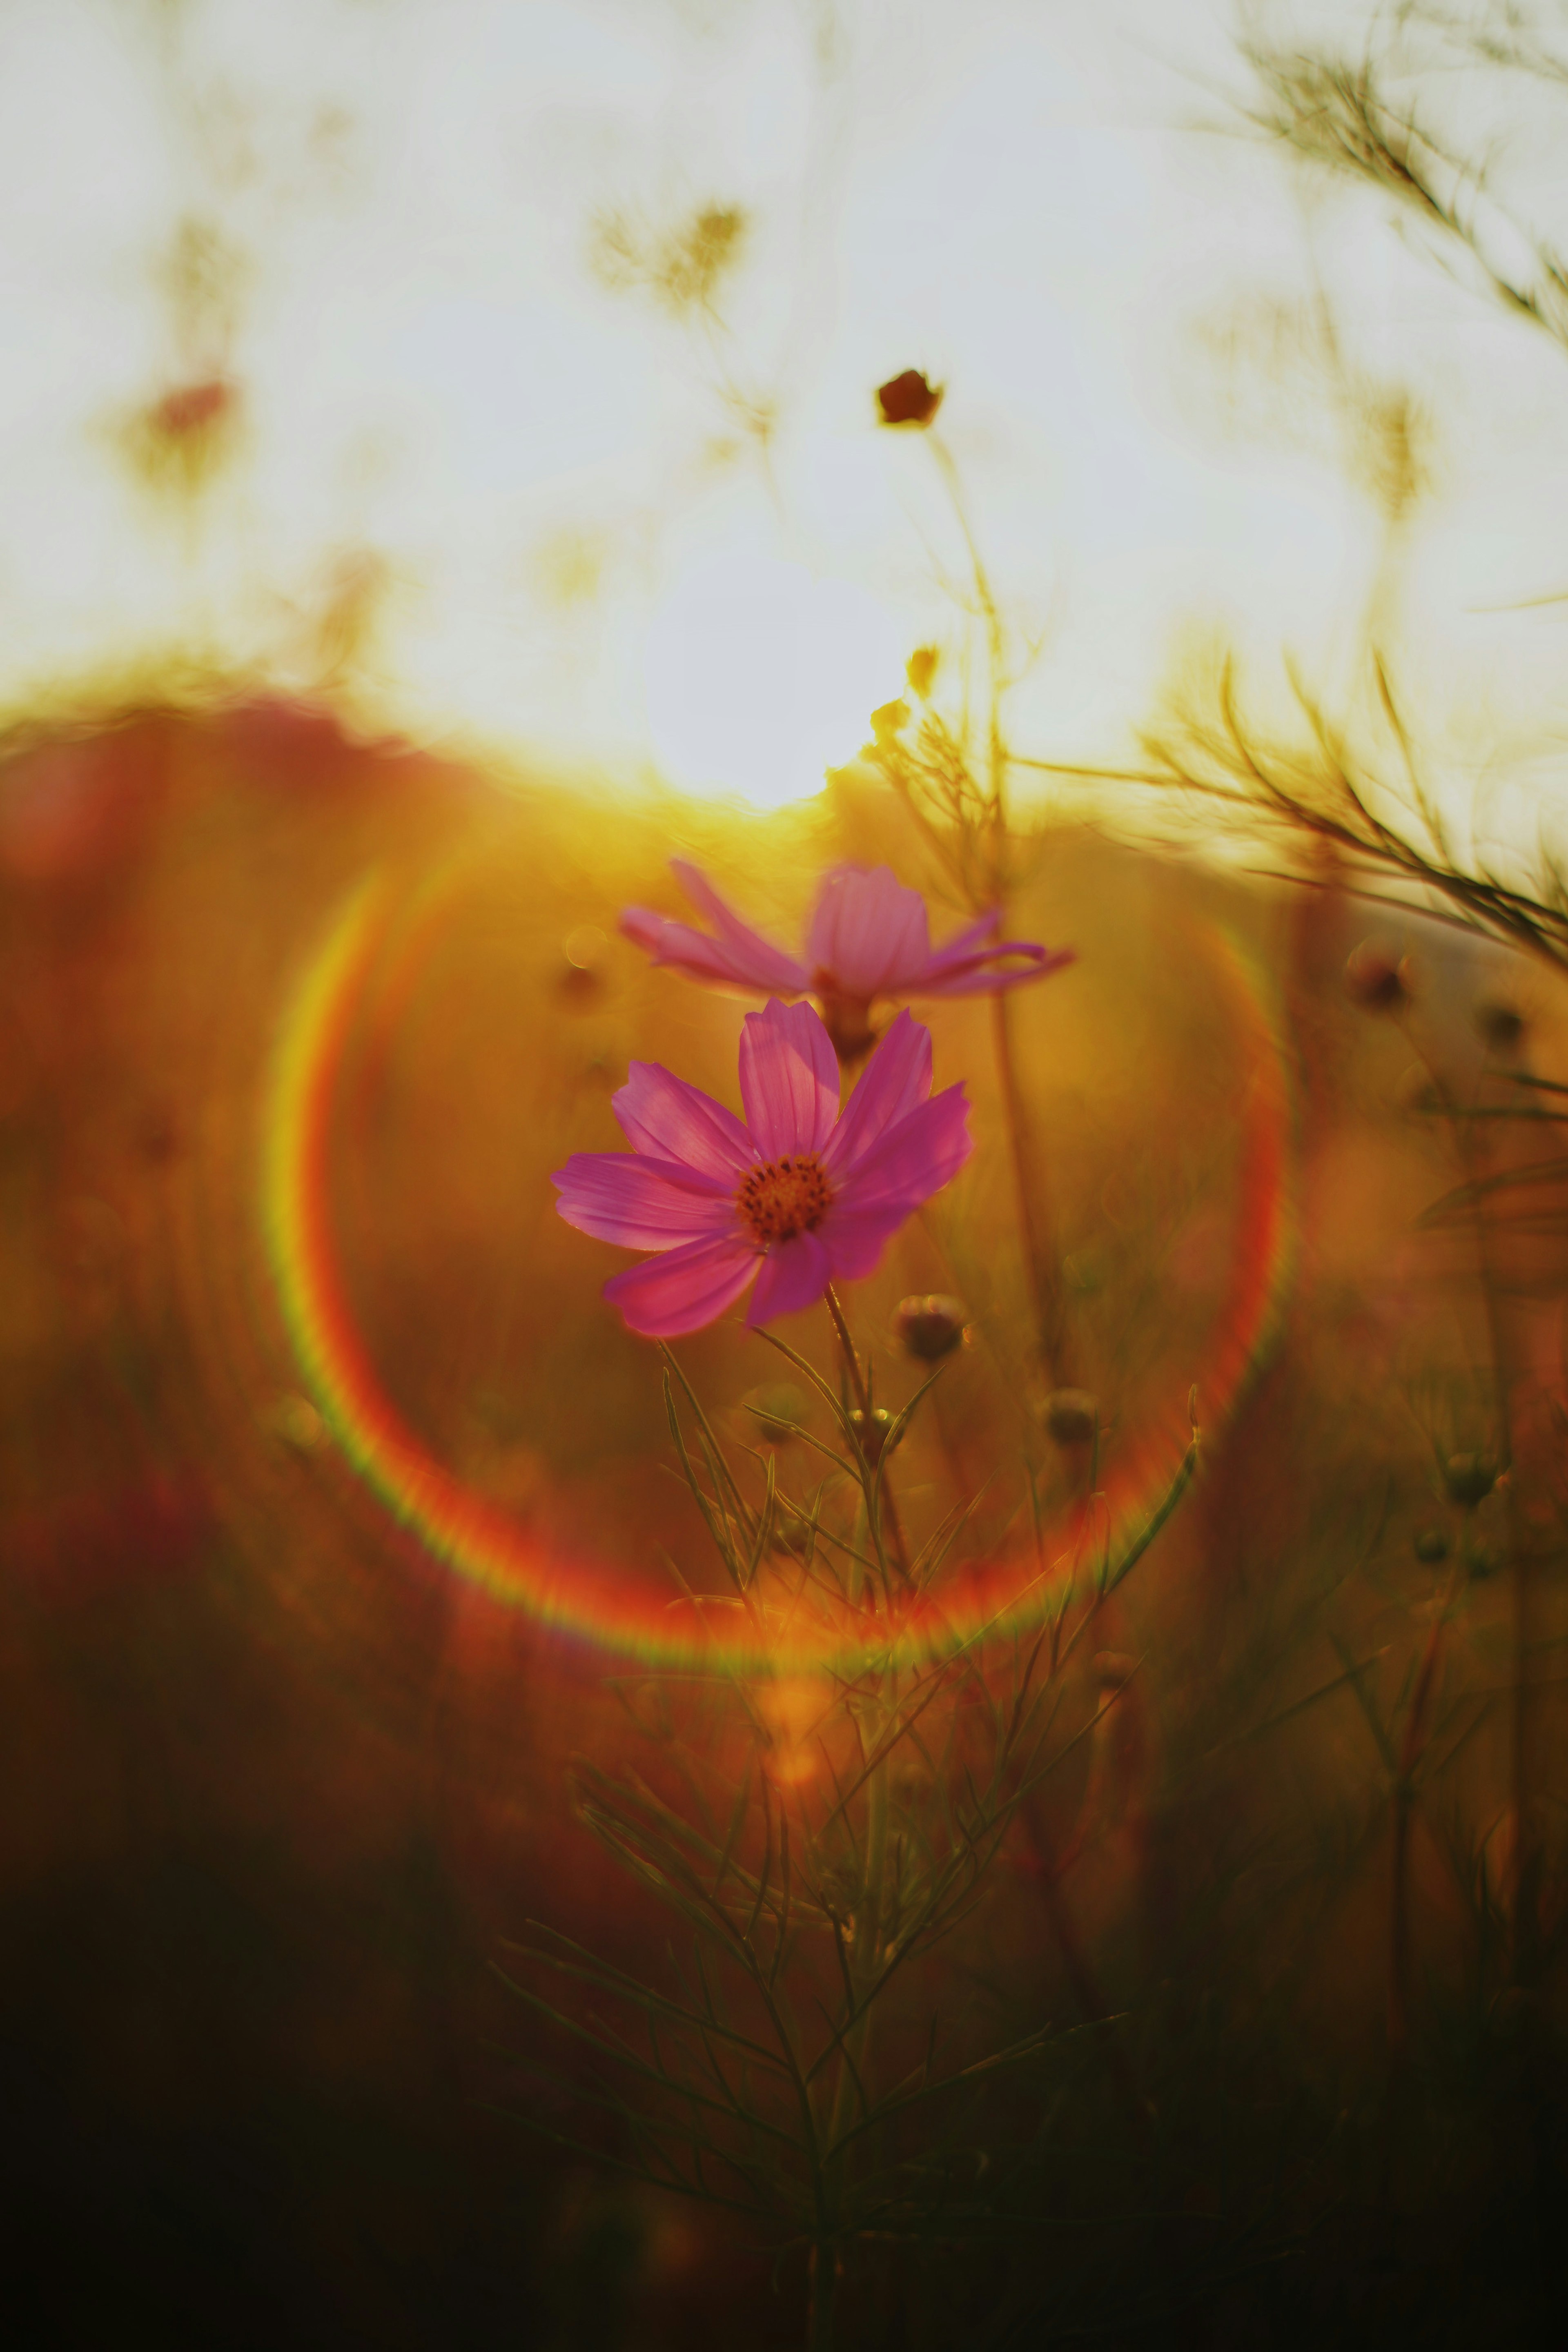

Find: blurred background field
[3,696,1564,2344]
[4,2,1568,2346]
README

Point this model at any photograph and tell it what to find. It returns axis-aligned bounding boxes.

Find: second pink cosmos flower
[552,998,972,1337]
[622,860,1072,1058]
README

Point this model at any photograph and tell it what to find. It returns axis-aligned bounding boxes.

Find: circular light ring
[263,881,1296,1674]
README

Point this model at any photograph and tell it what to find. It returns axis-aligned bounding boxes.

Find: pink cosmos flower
[621,860,1072,1058]
[552,997,971,1337]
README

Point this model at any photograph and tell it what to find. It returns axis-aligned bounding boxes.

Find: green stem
[807,2241,837,2351]
[1399,1018,1536,1974]
[824,1283,912,1586]
[810,1666,897,2351]
[928,428,1008,841]
[1388,1567,1454,2059]
[990,991,1069,1386]
[924,429,1070,1384]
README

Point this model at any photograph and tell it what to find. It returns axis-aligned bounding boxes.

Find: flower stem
[807,2242,837,2351]
[815,1679,895,2345]
[1399,1016,1537,1973]
[990,991,1069,1387]
[824,1283,913,1586]
[924,426,1071,1383]
[1389,1565,1456,2059]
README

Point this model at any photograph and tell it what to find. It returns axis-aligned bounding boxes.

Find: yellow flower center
[737,1154,833,1248]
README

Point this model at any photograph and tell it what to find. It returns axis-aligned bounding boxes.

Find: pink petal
[612,1062,755,1180]
[619,906,786,991]
[835,1084,972,1214]
[805,866,931,998]
[916,939,1076,998]
[821,1009,931,1178]
[670,861,813,992]
[602,1232,758,1337]
[745,1231,832,1327]
[737,998,840,1159]
[816,1200,911,1283]
[552,1151,735,1248]
[922,909,1002,963]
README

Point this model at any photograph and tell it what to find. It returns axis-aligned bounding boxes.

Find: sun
[643,550,904,810]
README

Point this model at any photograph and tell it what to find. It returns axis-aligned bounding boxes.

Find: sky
[4,0,1568,832]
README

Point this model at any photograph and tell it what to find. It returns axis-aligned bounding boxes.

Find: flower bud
[876,368,943,428]
[270,1394,324,1452]
[905,645,940,699]
[748,1383,806,1445]
[1442,1450,1498,1509]
[1394,1063,1441,1117]
[1043,1388,1098,1448]
[869,698,910,746]
[558,924,607,1006]
[768,1500,814,1557]
[1344,940,1409,1012]
[893,1294,967,1362]
[849,1405,899,1465]
[1476,1000,1525,1054]
[1093,1650,1138,1692]
[1412,1525,1450,1565]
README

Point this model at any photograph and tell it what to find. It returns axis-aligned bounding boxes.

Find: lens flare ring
[262,882,1296,1674]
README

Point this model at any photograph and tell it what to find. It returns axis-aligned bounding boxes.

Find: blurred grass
[0,692,1564,2344]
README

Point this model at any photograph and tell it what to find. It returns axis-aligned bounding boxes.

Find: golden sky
[3,0,1568,826]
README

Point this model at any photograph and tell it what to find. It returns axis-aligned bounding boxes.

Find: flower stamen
[737,1154,833,1249]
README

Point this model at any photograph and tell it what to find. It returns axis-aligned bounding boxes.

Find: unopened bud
[748,1383,806,1445]
[768,1501,813,1557]
[1412,1525,1450,1564]
[1092,1650,1138,1691]
[849,1405,899,1465]
[1344,940,1409,1012]
[1043,1389,1098,1448]
[893,1294,967,1362]
[558,924,607,1006]
[270,1394,324,1452]
[1476,1000,1525,1055]
[1394,1063,1441,1117]
[1442,1450,1498,1509]
[875,368,943,428]
[869,698,910,746]
[905,644,940,699]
